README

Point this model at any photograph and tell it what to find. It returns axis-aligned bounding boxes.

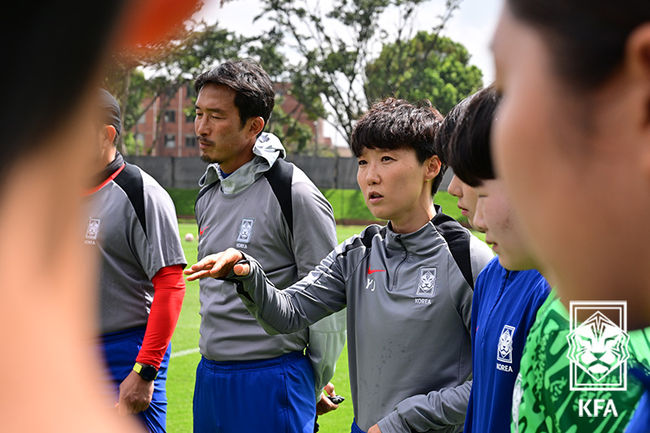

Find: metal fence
[125,155,453,191]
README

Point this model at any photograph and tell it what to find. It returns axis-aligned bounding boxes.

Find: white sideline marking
[171,347,200,358]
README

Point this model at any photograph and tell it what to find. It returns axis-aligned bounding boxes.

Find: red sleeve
[136,264,186,368]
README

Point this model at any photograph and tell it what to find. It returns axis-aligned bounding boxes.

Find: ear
[101,125,117,146]
[624,24,650,181]
[247,117,265,138]
[424,155,442,181]
[625,24,650,127]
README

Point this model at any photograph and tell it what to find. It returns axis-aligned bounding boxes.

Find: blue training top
[464,257,550,433]
[626,368,650,433]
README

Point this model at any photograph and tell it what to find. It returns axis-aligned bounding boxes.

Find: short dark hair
[433,96,471,167]
[507,0,650,90]
[350,98,445,193]
[194,59,275,129]
[99,89,122,142]
[441,86,500,187]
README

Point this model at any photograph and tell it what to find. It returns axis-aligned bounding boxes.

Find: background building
[130,82,345,157]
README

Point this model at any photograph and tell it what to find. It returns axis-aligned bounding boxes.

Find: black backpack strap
[264,158,294,235]
[114,163,147,236]
[339,225,385,257]
[432,211,474,289]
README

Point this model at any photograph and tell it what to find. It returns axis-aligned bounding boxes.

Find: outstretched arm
[186,246,349,336]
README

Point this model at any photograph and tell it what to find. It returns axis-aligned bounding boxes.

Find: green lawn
[167,222,202,433]
[167,187,466,225]
[168,194,486,432]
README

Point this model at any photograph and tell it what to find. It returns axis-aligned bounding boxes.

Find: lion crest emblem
[497,325,515,363]
[237,218,255,243]
[566,311,630,382]
[416,267,437,297]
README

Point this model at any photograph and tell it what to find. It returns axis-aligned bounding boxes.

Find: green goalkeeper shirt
[511,291,650,433]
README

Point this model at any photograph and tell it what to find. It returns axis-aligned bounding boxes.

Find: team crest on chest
[416,267,437,297]
[236,218,255,248]
[497,325,515,368]
[85,218,101,245]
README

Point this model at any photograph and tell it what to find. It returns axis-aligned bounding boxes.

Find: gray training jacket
[195,133,346,397]
[85,153,187,335]
[231,215,494,432]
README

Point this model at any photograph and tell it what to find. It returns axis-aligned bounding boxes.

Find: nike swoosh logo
[368,267,385,275]
[199,225,210,236]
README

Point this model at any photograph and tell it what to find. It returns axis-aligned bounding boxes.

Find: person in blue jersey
[433,95,478,225]
[489,0,650,431]
[436,86,550,432]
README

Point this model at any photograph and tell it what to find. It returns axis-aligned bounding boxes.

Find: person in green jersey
[512,293,649,432]
[490,0,650,430]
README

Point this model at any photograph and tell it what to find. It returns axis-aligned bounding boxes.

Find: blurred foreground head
[0,1,200,431]
[491,0,650,327]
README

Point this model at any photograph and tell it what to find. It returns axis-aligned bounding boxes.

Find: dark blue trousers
[101,327,171,433]
[193,351,316,433]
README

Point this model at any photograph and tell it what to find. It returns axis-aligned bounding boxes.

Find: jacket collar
[198,133,286,195]
[385,205,445,256]
[92,152,124,189]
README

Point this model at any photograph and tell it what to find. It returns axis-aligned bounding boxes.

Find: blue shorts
[100,327,171,433]
[193,351,316,433]
[351,419,366,433]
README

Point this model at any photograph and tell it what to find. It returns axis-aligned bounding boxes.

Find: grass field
[166,193,484,432]
[167,188,469,226]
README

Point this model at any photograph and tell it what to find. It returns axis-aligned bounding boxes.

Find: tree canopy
[104,21,244,154]
[365,31,483,114]
[104,0,486,155]
[256,0,439,140]
[255,0,476,140]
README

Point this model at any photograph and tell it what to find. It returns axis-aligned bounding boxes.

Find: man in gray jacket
[191,59,346,433]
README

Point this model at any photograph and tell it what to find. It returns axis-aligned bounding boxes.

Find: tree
[267,96,315,154]
[105,20,246,154]
[106,20,321,156]
[245,28,322,154]
[365,31,483,114]
[255,0,464,142]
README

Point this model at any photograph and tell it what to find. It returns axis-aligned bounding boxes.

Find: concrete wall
[127,156,209,189]
[125,155,454,191]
